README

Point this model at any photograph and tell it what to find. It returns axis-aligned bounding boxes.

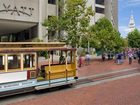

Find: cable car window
[59,51,66,64]
[0,55,5,71]
[47,50,66,65]
[67,51,72,64]
[48,50,75,65]
[8,55,21,70]
[24,54,35,68]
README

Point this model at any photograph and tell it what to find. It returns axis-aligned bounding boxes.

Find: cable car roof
[0,42,76,53]
[0,42,65,48]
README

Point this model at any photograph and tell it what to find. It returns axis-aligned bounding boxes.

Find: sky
[119,0,140,38]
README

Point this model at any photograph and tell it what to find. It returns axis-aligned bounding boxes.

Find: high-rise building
[87,0,118,29]
[105,0,118,30]
[0,0,118,42]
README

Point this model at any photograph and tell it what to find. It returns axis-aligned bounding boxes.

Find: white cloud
[119,26,131,38]
[119,0,140,7]
[127,0,140,6]
[128,0,140,3]
[119,25,140,38]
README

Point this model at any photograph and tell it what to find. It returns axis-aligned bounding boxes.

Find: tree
[128,29,140,48]
[90,17,124,52]
[123,38,128,48]
[43,0,94,47]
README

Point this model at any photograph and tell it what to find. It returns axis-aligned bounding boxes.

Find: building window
[0,36,9,42]
[48,0,56,4]
[96,0,104,5]
[95,7,104,14]
[48,15,52,19]
[48,31,56,42]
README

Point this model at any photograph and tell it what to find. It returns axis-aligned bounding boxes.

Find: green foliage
[39,51,48,59]
[123,38,128,48]
[32,37,48,58]
[42,1,124,53]
[43,16,59,31]
[127,29,140,48]
[90,17,124,52]
[32,38,43,42]
[60,0,94,47]
[43,0,94,47]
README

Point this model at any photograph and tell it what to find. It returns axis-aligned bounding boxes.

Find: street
[1,58,140,105]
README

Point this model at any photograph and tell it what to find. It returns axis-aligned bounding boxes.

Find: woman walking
[128,50,133,65]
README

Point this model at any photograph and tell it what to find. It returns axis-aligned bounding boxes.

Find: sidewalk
[78,57,140,77]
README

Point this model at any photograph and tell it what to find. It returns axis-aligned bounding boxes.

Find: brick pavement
[78,58,140,77]
[8,74,140,105]
[7,58,140,105]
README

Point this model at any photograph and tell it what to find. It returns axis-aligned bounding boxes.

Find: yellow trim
[65,51,68,70]
[0,70,5,73]
[0,42,65,45]
[23,67,36,71]
[23,52,36,55]
[0,42,66,51]
[7,69,22,72]
[5,54,8,72]
[34,53,37,69]
[21,53,24,70]
[0,68,35,73]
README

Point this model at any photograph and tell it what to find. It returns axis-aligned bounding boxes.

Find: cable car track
[1,68,140,105]
[75,68,140,88]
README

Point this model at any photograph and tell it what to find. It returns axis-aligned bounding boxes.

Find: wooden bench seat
[46,69,75,74]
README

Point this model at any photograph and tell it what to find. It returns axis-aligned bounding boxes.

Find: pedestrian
[133,50,137,62]
[102,53,105,61]
[111,52,114,60]
[123,51,126,59]
[137,48,140,64]
[59,54,65,64]
[121,52,124,63]
[128,50,133,65]
[85,52,90,65]
[114,52,118,63]
[117,53,122,64]
[107,52,111,60]
[78,55,83,67]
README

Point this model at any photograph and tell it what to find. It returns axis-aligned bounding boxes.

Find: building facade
[0,0,39,42]
[0,0,118,42]
[87,0,118,29]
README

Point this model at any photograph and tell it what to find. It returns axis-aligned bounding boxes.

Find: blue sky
[119,0,140,37]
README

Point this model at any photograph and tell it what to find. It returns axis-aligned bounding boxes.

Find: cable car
[0,42,78,97]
